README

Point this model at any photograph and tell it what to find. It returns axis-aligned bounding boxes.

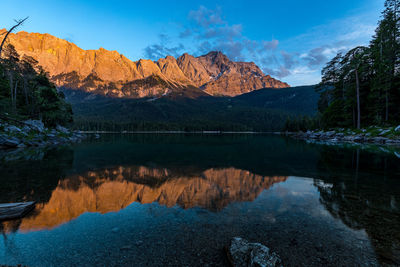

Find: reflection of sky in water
[0,176,377,267]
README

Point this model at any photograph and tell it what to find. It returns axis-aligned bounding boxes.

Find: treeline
[0,20,72,127]
[63,87,295,132]
[283,115,320,132]
[72,106,290,132]
[73,119,250,132]
[317,0,400,128]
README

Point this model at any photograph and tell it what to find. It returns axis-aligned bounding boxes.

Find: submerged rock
[227,237,282,267]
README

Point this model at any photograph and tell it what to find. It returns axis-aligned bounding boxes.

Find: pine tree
[318,0,400,128]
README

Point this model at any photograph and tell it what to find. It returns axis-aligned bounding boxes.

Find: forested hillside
[64,86,318,132]
[233,86,318,116]
[318,0,400,128]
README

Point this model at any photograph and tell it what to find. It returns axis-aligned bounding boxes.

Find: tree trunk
[7,72,14,113]
[385,90,389,122]
[355,68,361,129]
[13,80,18,113]
[23,77,29,108]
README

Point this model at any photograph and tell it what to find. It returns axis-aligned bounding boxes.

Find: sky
[0,0,386,86]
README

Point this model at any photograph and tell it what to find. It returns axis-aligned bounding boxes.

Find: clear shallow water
[0,134,399,266]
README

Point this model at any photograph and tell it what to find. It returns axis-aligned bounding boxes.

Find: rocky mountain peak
[4,30,289,98]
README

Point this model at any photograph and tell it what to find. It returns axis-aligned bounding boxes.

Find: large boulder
[24,120,45,133]
[226,237,282,267]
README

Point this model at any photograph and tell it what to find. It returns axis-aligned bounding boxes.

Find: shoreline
[73,130,278,134]
[285,128,400,147]
[0,120,86,149]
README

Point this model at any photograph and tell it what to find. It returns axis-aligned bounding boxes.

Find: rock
[353,135,364,142]
[22,125,32,133]
[4,125,22,133]
[227,237,282,267]
[379,129,391,136]
[325,131,336,137]
[343,136,355,142]
[373,137,388,144]
[24,120,45,133]
[395,125,400,132]
[0,135,21,148]
[56,125,70,134]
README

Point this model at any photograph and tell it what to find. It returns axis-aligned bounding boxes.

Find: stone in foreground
[0,201,36,221]
[227,237,282,267]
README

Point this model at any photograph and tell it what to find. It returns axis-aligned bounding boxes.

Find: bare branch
[0,16,29,58]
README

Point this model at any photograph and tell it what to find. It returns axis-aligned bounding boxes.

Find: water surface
[0,134,399,266]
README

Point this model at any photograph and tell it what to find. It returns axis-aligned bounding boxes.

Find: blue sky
[0,0,385,85]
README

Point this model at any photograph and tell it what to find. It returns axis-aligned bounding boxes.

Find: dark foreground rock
[227,237,282,267]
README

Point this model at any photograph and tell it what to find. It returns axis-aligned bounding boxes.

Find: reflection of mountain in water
[2,166,287,232]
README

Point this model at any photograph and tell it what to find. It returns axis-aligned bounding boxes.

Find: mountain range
[2,29,289,98]
[1,29,319,131]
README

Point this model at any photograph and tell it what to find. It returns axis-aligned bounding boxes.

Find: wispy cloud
[144,33,185,60]
[144,6,282,63]
[268,11,378,84]
[143,5,379,85]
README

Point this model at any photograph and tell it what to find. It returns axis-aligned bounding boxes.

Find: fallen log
[0,201,36,221]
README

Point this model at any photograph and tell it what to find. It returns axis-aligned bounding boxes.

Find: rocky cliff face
[2,29,289,98]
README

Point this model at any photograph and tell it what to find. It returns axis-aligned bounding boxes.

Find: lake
[0,134,399,266]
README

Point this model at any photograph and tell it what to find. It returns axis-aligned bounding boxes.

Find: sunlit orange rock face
[1,29,289,97]
[2,166,287,232]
